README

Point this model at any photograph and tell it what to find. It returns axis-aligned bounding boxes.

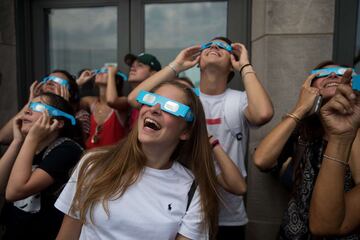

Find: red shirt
[85,110,127,149]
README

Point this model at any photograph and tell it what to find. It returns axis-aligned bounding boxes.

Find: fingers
[60,86,70,101]
[303,73,318,88]
[341,68,353,85]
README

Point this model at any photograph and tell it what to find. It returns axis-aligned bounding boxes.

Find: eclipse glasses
[29,102,76,125]
[136,90,194,122]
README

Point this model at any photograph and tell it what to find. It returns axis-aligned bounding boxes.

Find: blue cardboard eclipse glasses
[41,76,70,89]
[29,102,76,125]
[311,67,356,78]
[136,90,194,122]
[200,41,233,53]
[92,68,128,81]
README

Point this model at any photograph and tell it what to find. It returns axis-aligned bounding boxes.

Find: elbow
[5,187,23,202]
[253,109,274,126]
[237,183,247,195]
[253,151,272,172]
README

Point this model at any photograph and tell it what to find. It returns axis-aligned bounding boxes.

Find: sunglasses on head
[136,90,194,122]
[310,67,356,78]
[28,102,76,125]
[41,76,70,89]
[200,41,233,53]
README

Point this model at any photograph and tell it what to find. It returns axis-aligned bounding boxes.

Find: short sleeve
[54,158,82,219]
[178,187,208,240]
[38,140,83,183]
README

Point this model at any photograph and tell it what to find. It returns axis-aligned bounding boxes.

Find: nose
[149,103,161,115]
[209,43,220,50]
[24,107,32,115]
[328,72,338,78]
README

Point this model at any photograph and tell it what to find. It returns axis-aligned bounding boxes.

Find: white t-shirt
[55,159,207,240]
[200,89,249,226]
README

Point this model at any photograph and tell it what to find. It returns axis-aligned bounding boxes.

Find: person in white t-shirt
[128,37,273,239]
[55,81,220,240]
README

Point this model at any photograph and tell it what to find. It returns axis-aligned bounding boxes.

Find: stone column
[246,0,335,239]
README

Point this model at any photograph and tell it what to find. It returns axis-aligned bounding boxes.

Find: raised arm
[127,45,201,108]
[253,74,319,171]
[310,71,360,235]
[230,43,273,126]
[105,66,129,111]
[5,112,58,201]
[209,135,247,195]
[0,81,43,145]
[0,117,24,193]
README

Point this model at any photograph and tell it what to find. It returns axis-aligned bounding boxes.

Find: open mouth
[144,118,161,131]
[324,82,339,88]
[208,50,220,57]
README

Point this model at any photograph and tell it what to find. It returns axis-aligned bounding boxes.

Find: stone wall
[246,0,335,239]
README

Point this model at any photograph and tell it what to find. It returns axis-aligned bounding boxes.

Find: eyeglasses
[28,102,76,125]
[136,90,194,122]
[92,68,128,81]
[91,124,103,144]
[200,41,233,53]
[311,67,356,78]
[41,76,70,89]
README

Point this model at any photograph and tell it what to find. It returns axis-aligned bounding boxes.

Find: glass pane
[145,2,227,86]
[355,2,360,73]
[49,7,117,76]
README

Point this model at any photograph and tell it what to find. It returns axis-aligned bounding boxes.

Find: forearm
[128,66,177,108]
[253,117,297,170]
[6,137,38,197]
[242,66,273,125]
[310,137,353,235]
[213,145,247,195]
[56,215,83,240]
[106,74,119,104]
[0,139,23,193]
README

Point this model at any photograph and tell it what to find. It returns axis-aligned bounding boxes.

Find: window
[48,7,118,75]
[144,2,228,86]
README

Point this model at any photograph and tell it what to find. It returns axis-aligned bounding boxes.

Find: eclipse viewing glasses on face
[92,68,128,81]
[136,90,194,122]
[29,102,76,125]
[200,41,233,53]
[41,76,70,89]
[311,67,356,78]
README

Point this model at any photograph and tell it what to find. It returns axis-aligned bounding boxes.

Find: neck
[141,143,176,169]
[200,67,228,95]
[36,132,59,154]
[98,86,107,103]
[130,82,140,89]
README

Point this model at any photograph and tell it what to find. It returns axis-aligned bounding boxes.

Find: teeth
[325,82,339,88]
[144,118,161,130]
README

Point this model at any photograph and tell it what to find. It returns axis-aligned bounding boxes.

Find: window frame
[333,0,359,66]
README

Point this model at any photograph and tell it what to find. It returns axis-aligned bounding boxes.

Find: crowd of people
[0,36,359,239]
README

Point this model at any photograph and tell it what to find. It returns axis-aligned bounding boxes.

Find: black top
[0,138,83,240]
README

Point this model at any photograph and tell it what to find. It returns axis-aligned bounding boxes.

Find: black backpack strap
[186,180,198,212]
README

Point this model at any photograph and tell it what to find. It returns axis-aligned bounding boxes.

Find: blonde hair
[70,81,219,238]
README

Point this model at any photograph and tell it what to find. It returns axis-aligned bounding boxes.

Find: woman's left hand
[27,111,59,143]
[230,43,250,72]
[320,71,360,140]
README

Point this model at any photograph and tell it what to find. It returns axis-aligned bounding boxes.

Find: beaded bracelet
[323,154,348,166]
